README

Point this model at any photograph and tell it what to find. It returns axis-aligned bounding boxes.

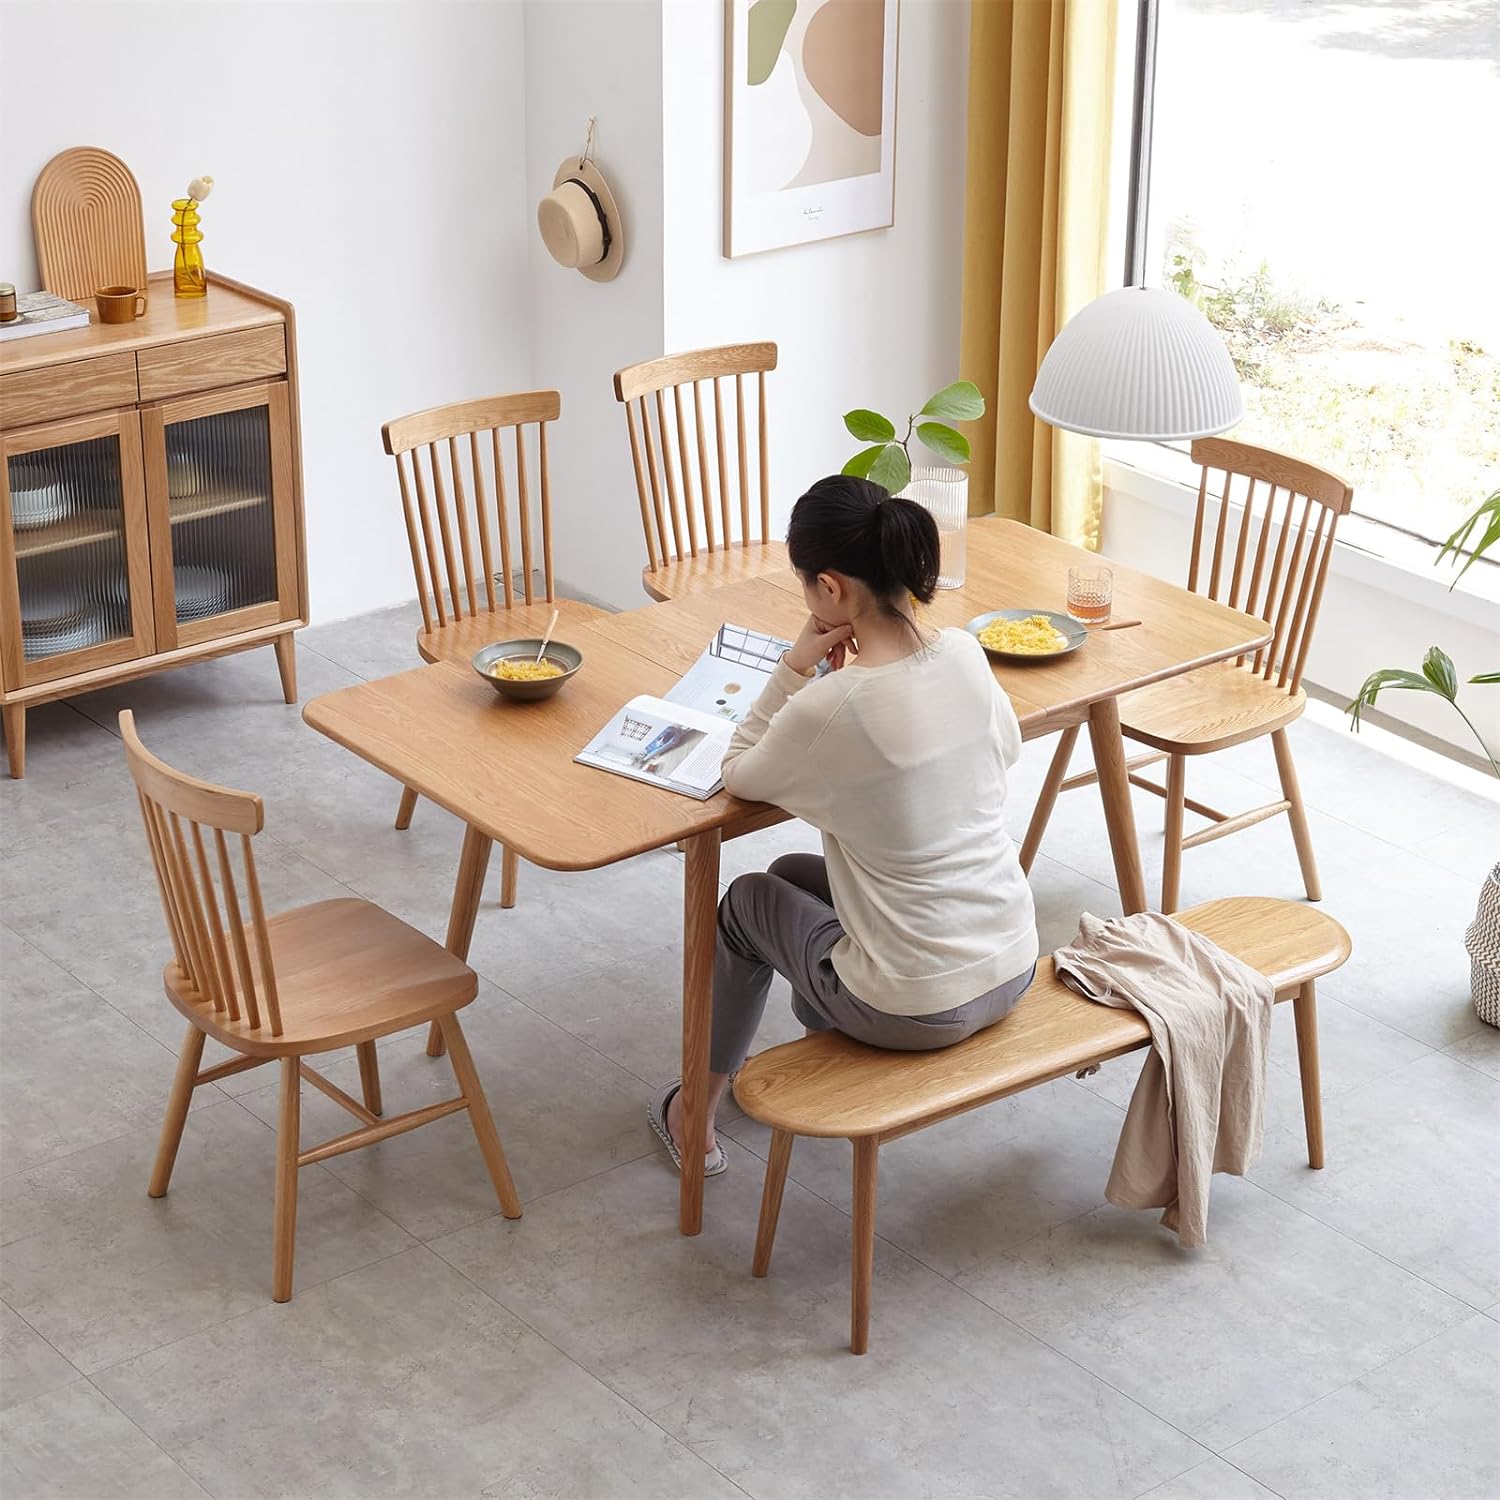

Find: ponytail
[786,475,940,606]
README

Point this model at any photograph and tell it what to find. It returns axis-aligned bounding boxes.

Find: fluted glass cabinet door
[0,410,155,690]
[142,380,298,650]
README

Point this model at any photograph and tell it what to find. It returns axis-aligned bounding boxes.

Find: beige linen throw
[1053,912,1275,1247]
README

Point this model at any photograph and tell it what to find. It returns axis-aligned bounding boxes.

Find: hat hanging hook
[579,116,597,172]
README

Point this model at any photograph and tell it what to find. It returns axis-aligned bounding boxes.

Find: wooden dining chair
[612,343,785,599]
[1021,438,1354,912]
[381,390,606,906]
[121,709,521,1302]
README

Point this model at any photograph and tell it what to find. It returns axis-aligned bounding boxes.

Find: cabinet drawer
[136,325,285,401]
[0,352,139,429]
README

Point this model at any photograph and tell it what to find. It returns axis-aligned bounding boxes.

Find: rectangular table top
[303,519,1270,871]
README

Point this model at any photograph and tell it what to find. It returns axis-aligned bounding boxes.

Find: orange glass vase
[171,199,206,298]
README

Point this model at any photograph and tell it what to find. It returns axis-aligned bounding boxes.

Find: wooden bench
[731,896,1352,1354]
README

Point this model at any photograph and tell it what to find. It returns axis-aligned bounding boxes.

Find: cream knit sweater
[721,628,1039,1015]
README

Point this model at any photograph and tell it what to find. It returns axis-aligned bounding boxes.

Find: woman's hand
[783,615,854,676]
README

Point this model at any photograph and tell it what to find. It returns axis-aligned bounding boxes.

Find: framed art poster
[724,0,899,258]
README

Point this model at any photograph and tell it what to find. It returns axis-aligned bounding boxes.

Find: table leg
[1087,697,1149,916]
[426,823,494,1058]
[679,828,722,1236]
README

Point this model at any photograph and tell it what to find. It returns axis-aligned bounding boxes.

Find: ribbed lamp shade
[1029,286,1244,441]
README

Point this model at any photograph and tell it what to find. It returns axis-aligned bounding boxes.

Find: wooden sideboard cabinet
[0,273,307,777]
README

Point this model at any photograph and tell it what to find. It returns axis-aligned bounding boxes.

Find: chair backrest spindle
[381,392,561,627]
[1186,438,1353,696]
[613,343,778,573]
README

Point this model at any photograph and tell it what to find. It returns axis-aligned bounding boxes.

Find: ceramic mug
[96,286,148,324]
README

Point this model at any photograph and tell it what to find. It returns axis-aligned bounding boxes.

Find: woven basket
[1466,862,1500,1028]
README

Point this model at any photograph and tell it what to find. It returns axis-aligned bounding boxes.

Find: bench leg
[1293,979,1324,1169]
[752,1130,795,1277]
[1020,725,1079,874]
[851,1137,879,1355]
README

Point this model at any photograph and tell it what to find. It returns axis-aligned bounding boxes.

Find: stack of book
[0,291,91,342]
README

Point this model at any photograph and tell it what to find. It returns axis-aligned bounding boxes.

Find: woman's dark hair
[786,475,940,608]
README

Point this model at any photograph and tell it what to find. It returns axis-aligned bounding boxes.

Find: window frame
[1113,0,1496,575]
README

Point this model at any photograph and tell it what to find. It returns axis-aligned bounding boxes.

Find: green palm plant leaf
[1436,488,1500,587]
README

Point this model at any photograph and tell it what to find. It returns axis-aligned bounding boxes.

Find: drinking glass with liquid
[1067,565,1113,626]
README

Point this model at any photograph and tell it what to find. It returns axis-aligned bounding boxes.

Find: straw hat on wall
[537,157,624,283]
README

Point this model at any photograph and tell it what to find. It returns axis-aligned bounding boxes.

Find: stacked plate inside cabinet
[19,576,125,659]
[8,458,76,531]
[174,563,233,621]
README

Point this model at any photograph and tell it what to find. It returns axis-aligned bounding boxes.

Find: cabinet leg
[272,634,298,704]
[2,703,24,779]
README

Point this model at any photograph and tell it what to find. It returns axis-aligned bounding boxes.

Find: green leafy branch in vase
[1347,488,1499,776]
[841,380,986,496]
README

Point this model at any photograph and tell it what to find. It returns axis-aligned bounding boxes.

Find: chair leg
[1292,980,1324,1169]
[850,1137,879,1355]
[148,1023,206,1198]
[752,1130,795,1277]
[1272,729,1322,902]
[1161,753,1187,915]
[273,1057,301,1303]
[438,1012,522,1219]
[394,786,419,830]
[1019,725,1079,874]
[499,846,519,909]
[356,1040,383,1116]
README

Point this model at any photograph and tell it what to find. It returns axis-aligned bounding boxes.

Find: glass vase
[903,465,968,589]
[171,199,207,298]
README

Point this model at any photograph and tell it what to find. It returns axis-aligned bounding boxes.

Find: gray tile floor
[2,603,1498,1500]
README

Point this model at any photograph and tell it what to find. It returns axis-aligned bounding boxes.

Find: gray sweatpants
[711,852,1035,1074]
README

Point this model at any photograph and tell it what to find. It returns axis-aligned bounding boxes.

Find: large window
[1121,0,1500,550]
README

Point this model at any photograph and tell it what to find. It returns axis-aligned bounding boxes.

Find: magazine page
[576,695,736,800]
[663,623,792,725]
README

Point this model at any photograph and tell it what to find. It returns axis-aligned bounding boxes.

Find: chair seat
[732,897,1351,1139]
[1119,661,1306,754]
[164,898,478,1056]
[415,598,607,666]
[641,541,790,602]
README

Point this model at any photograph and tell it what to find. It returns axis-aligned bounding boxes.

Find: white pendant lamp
[1029,285,1243,441]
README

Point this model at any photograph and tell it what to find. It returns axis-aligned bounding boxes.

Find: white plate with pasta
[966,609,1087,661]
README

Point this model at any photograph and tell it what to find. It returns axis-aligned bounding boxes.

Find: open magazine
[576,623,792,799]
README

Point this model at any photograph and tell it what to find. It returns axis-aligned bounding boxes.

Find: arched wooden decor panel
[33,147,149,302]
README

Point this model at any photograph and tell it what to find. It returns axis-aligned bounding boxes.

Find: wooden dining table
[303,517,1271,1238]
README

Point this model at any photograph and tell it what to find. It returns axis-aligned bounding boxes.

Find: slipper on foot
[648,1080,727,1177]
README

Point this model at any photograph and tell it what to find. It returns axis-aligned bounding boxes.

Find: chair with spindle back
[1021,438,1354,912]
[121,710,521,1302]
[381,390,606,905]
[612,343,787,600]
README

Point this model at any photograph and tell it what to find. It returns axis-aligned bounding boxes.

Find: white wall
[4,0,969,617]
[521,0,665,608]
[656,0,970,567]
[0,0,534,623]
[514,0,970,609]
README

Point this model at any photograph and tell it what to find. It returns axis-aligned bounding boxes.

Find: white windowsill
[1102,454,1500,628]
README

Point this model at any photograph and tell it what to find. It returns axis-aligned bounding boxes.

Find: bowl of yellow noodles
[966,610,1087,662]
[472,639,583,702]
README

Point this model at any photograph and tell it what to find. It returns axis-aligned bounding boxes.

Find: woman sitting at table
[650,475,1038,1176]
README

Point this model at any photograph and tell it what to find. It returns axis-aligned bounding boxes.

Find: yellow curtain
[959,0,1119,548]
